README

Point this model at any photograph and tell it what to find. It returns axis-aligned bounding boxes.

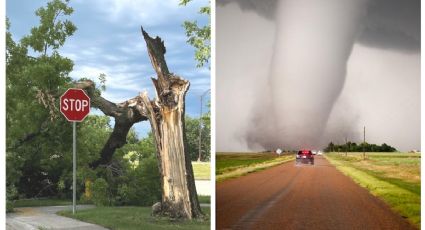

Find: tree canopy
[180,0,210,68]
[6,0,77,199]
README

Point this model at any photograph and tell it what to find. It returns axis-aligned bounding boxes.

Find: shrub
[111,157,161,206]
[6,200,14,213]
[6,185,18,212]
[130,157,161,206]
[92,178,110,206]
[116,184,130,205]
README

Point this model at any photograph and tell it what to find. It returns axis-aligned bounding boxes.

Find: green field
[192,162,211,180]
[59,206,210,230]
[325,152,420,228]
[216,152,294,182]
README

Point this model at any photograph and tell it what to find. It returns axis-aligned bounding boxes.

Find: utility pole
[198,89,210,162]
[363,126,366,160]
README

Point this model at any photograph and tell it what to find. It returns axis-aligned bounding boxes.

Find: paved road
[216,156,416,230]
[6,205,108,230]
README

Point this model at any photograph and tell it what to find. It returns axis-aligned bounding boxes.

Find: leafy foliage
[179,0,210,68]
[6,0,76,202]
[118,157,161,206]
[21,0,76,54]
[6,185,18,212]
[77,130,161,207]
[185,115,211,161]
[92,178,110,206]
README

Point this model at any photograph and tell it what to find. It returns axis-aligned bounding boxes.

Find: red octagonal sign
[60,88,91,122]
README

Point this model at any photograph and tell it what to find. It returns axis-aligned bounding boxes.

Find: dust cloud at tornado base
[216,0,420,152]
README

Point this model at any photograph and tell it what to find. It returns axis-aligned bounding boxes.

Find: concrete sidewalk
[195,180,211,196]
[6,205,108,230]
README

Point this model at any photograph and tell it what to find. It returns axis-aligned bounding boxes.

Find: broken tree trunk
[138,27,203,219]
[76,28,203,219]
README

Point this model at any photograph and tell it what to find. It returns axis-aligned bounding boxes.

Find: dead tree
[76,28,203,219]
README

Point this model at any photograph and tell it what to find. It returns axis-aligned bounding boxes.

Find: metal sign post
[73,121,76,214]
[60,88,91,215]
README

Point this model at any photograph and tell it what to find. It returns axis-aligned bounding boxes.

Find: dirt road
[216,156,416,230]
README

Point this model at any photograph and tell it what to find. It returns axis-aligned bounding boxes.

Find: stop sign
[60,88,91,122]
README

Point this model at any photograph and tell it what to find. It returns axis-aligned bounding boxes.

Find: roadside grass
[59,206,210,230]
[216,152,294,182]
[192,161,211,180]
[12,195,210,209]
[325,152,420,228]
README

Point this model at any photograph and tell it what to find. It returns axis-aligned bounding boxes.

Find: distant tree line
[324,142,397,152]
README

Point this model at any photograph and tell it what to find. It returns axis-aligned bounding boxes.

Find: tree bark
[138,27,203,219]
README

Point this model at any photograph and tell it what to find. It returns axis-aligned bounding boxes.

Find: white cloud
[75,0,206,27]
[70,64,154,102]
[80,47,101,57]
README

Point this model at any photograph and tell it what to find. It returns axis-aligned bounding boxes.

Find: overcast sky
[6,0,210,138]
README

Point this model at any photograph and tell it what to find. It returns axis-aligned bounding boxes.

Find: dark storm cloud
[217,0,277,20]
[359,0,420,52]
[217,0,420,52]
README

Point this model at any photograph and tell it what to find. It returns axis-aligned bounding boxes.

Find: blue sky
[7,0,210,138]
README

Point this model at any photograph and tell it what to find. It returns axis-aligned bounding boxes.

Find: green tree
[136,132,156,158]
[6,0,76,200]
[185,115,210,161]
[201,103,211,160]
[179,0,210,67]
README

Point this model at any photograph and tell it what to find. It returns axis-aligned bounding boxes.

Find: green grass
[12,195,209,208]
[216,152,294,182]
[59,206,210,230]
[197,195,210,204]
[325,152,420,228]
[192,162,210,180]
[14,198,72,207]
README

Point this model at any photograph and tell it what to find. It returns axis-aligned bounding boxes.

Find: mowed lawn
[12,195,210,208]
[59,206,210,230]
[216,152,294,182]
[14,199,74,207]
[325,152,420,228]
[192,161,211,180]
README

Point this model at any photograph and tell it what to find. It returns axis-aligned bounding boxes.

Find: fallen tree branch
[74,80,149,168]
